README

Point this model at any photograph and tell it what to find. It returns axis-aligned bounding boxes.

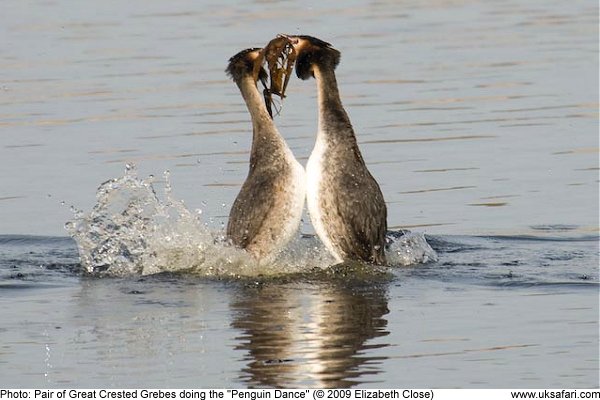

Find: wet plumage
[286,35,387,265]
[225,48,305,262]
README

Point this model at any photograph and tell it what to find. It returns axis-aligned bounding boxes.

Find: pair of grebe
[226,36,387,265]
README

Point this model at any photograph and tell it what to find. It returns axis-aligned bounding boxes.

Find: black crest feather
[226,48,262,82]
[293,35,341,80]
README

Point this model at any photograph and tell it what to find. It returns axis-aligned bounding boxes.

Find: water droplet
[163,170,173,196]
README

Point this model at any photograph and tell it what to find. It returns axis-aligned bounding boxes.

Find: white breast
[285,151,307,239]
[306,134,343,263]
[276,146,306,251]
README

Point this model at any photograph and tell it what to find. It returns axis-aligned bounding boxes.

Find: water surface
[1,0,597,236]
[0,0,598,389]
[0,234,598,387]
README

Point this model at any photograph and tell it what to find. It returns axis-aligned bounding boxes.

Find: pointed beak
[277,34,298,46]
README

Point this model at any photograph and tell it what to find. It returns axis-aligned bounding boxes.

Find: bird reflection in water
[230,282,390,388]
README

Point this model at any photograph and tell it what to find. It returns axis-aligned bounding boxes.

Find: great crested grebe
[225,48,306,262]
[285,35,387,265]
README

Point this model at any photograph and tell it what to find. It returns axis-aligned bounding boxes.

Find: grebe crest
[281,35,341,80]
[225,47,306,263]
[283,35,388,265]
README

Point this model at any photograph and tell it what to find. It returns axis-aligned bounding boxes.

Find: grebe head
[281,35,341,80]
[226,48,268,85]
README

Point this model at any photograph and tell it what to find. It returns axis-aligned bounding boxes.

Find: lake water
[1,0,598,388]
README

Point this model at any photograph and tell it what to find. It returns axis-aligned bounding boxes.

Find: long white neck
[237,75,297,168]
[313,66,358,147]
[238,76,274,136]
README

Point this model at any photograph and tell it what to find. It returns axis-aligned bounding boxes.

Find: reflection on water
[0,235,597,387]
[231,282,389,388]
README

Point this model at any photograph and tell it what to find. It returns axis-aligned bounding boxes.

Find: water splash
[66,165,437,278]
[386,230,438,265]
